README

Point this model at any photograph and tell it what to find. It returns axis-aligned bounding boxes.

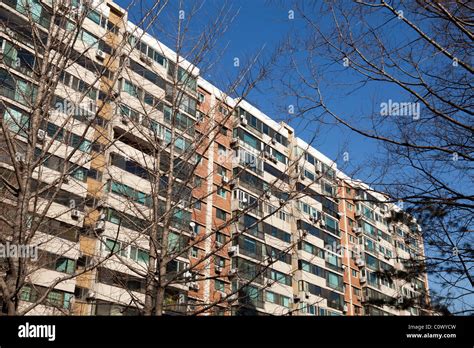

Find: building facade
[0,0,430,316]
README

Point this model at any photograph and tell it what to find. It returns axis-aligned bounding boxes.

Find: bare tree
[280,0,473,314]
[0,0,174,315]
[93,0,339,316]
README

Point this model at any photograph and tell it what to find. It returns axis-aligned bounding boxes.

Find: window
[352,270,358,277]
[272,149,287,164]
[130,247,149,264]
[304,169,315,181]
[20,285,36,302]
[217,165,227,177]
[266,291,275,303]
[55,257,75,274]
[322,181,335,196]
[219,126,228,136]
[105,238,128,257]
[191,247,199,258]
[216,232,226,245]
[217,187,227,199]
[217,144,227,157]
[194,176,203,187]
[324,215,339,235]
[268,269,291,286]
[215,256,226,267]
[197,93,205,103]
[216,208,227,221]
[215,280,226,292]
[305,153,315,165]
[194,200,202,210]
[47,291,63,307]
[327,272,343,291]
[347,202,354,211]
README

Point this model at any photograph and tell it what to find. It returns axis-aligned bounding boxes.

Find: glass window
[266,291,276,303]
[55,258,75,274]
[217,188,227,198]
[216,208,227,221]
[218,144,226,156]
[47,291,63,307]
[215,280,226,291]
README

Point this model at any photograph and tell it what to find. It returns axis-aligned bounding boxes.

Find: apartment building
[0,0,430,316]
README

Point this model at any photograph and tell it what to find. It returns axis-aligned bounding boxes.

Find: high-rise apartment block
[0,0,431,316]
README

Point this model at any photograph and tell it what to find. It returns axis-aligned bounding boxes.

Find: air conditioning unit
[94,220,105,233]
[359,276,366,283]
[271,137,276,145]
[319,219,326,227]
[110,90,120,100]
[222,176,229,184]
[86,290,96,300]
[228,246,239,256]
[96,50,106,60]
[337,212,343,218]
[384,254,390,260]
[265,191,271,199]
[121,116,129,125]
[230,137,239,147]
[71,209,80,220]
[356,260,365,268]
[228,268,238,277]
[215,265,222,274]
[314,162,321,174]
[353,227,362,235]
[298,291,309,299]
[239,115,247,126]
[343,304,348,313]
[293,294,301,303]
[229,178,239,188]
[354,212,362,219]
[37,129,46,142]
[269,155,277,163]
[189,282,199,291]
[397,297,404,304]
[279,198,286,205]
[140,53,152,65]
